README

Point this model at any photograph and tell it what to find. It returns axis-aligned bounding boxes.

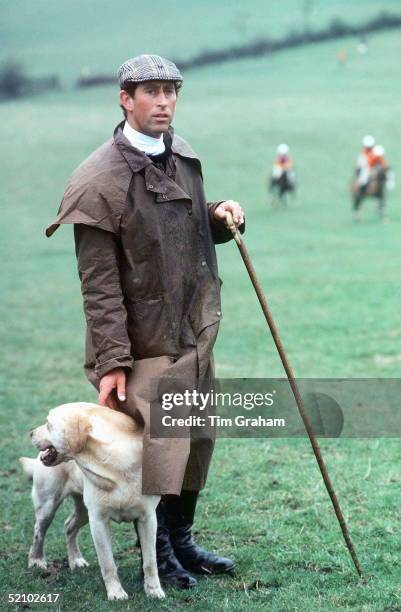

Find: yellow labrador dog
[20,402,164,601]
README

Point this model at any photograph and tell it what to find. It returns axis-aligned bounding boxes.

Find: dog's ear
[65,414,92,454]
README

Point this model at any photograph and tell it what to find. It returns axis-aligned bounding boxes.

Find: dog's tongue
[40,446,58,466]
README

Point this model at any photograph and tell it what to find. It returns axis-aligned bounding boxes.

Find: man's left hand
[214,200,244,227]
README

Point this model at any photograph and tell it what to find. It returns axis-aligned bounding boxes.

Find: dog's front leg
[137,512,165,599]
[88,514,128,601]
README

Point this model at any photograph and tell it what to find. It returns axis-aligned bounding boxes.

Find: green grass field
[1,0,401,83]
[2,6,401,610]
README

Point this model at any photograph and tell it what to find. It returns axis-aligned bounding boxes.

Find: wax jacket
[46,122,242,384]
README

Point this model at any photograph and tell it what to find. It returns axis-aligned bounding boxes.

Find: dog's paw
[145,582,165,599]
[28,557,47,569]
[69,557,89,570]
[107,584,128,601]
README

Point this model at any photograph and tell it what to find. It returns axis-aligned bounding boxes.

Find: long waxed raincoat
[46,122,243,494]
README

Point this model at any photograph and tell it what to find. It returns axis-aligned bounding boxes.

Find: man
[353,138,392,221]
[269,143,295,204]
[370,144,388,173]
[271,143,294,178]
[355,135,376,188]
[46,54,244,589]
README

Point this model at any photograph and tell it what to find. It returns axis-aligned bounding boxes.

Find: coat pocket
[127,296,178,359]
[123,243,163,302]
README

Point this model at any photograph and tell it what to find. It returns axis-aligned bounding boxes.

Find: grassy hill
[1,19,401,612]
[1,0,401,83]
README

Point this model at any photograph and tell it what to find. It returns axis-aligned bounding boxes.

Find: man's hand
[98,367,126,410]
[213,200,244,227]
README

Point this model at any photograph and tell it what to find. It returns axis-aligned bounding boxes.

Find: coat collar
[113,122,200,174]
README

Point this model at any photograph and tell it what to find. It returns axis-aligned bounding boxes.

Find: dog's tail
[19,457,36,480]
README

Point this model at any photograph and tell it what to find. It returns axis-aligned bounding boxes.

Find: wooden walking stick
[225,211,363,577]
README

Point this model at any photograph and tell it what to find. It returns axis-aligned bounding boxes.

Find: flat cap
[118,54,183,88]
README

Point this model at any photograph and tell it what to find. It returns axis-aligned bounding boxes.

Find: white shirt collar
[123,121,165,155]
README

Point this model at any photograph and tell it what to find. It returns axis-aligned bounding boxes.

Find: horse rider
[370,144,388,173]
[269,143,296,206]
[270,143,295,205]
[353,140,392,221]
[272,143,294,180]
[355,135,376,188]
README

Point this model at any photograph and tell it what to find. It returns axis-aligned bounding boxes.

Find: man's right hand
[98,368,126,410]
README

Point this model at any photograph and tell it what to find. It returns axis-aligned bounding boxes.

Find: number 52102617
[8,593,60,603]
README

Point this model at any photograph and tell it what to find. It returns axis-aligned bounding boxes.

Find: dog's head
[30,403,97,466]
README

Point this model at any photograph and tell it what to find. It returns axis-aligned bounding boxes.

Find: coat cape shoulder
[46,138,131,237]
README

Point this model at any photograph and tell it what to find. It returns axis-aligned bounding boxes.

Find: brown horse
[351,167,388,220]
[269,170,296,207]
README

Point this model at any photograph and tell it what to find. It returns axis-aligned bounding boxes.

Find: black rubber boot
[165,491,235,575]
[155,499,197,589]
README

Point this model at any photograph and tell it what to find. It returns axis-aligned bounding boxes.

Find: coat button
[148,184,154,189]
[201,261,206,267]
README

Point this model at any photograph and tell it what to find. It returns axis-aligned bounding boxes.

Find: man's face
[120,80,177,137]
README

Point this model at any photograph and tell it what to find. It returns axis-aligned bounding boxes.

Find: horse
[351,166,388,220]
[269,170,296,207]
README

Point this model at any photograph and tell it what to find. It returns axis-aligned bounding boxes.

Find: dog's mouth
[40,446,59,466]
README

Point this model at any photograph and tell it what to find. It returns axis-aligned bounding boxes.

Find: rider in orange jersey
[368,144,388,171]
[272,143,294,177]
[355,135,376,186]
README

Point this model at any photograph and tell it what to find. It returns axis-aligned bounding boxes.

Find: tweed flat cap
[118,54,183,88]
